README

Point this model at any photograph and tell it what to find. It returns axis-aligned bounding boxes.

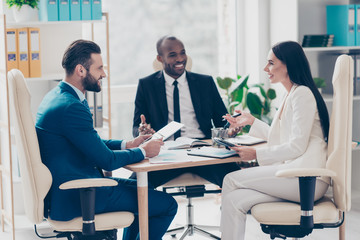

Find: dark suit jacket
[36,81,144,221]
[133,71,228,139]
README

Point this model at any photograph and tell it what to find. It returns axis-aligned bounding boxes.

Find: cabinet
[0,11,112,240]
[270,0,360,191]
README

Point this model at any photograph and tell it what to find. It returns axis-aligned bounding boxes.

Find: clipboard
[149,121,184,141]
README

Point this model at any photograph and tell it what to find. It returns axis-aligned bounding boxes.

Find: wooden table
[124,149,245,240]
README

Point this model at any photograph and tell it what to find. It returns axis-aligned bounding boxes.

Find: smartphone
[213,137,236,147]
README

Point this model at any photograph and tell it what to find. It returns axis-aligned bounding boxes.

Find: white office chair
[153,57,221,239]
[250,54,353,239]
[7,69,134,240]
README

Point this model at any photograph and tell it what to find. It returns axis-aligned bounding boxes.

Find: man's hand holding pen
[139,114,155,135]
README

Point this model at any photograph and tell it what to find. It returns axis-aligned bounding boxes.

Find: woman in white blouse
[220,41,330,240]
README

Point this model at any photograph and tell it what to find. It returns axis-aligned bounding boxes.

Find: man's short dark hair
[156,35,179,56]
[62,39,101,76]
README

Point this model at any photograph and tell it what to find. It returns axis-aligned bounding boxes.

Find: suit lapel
[186,72,201,115]
[58,81,81,101]
[155,71,168,122]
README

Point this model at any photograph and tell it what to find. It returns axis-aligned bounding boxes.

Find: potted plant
[216,75,277,131]
[6,0,39,22]
[313,77,326,93]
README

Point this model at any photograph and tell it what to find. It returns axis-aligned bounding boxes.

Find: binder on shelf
[58,0,70,21]
[86,91,95,124]
[39,0,59,21]
[17,28,30,78]
[326,5,356,46]
[355,55,360,95]
[91,0,102,20]
[94,91,103,127]
[81,0,91,20]
[70,0,81,21]
[28,28,41,78]
[6,28,18,72]
[357,5,360,46]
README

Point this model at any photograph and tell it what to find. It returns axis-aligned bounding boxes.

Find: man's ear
[75,64,86,77]
[156,55,163,63]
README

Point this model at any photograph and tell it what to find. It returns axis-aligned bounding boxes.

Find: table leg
[137,172,148,240]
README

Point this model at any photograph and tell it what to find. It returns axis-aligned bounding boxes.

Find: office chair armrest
[59,178,118,190]
[59,178,117,236]
[275,168,335,231]
[275,168,336,178]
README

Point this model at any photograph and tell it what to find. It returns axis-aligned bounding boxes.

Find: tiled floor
[1,191,360,240]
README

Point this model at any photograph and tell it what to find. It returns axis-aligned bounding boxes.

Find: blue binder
[81,0,91,20]
[356,5,360,46]
[38,0,58,21]
[58,0,70,21]
[91,0,102,20]
[327,5,356,46]
[70,0,81,21]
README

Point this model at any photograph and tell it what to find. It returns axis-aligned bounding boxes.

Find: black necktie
[173,80,181,139]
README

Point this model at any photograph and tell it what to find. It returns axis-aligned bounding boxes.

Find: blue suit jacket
[36,82,144,221]
[132,71,228,138]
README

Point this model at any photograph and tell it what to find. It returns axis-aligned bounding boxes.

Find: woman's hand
[223,110,256,136]
[230,145,257,161]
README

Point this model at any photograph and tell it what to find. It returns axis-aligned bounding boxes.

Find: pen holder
[211,127,228,147]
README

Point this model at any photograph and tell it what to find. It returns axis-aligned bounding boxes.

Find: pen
[223,113,242,128]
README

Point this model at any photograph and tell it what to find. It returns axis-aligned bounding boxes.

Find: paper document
[149,150,191,164]
[151,121,184,141]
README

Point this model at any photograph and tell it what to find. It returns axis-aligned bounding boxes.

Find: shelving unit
[0,11,112,240]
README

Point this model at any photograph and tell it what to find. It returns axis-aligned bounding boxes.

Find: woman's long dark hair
[272,41,329,142]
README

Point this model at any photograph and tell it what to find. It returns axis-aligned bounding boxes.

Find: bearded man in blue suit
[36,39,177,240]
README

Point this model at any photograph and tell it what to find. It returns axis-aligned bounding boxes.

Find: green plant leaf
[267,88,276,100]
[247,92,263,115]
[216,77,233,90]
[313,77,326,88]
[250,84,267,99]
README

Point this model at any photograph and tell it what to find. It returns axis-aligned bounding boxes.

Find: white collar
[62,80,86,102]
[163,70,186,85]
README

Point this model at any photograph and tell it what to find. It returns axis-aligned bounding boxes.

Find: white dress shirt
[163,71,205,139]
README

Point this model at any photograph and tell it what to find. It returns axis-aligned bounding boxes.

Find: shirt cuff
[138,147,146,158]
[121,140,127,150]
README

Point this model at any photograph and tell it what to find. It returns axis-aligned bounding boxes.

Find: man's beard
[83,71,101,92]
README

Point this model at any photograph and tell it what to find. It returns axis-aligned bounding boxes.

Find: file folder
[355,55,360,95]
[28,28,41,78]
[86,91,95,124]
[39,0,59,21]
[81,0,91,20]
[17,28,30,78]
[356,5,360,46]
[58,0,70,21]
[94,91,103,127]
[327,5,356,46]
[70,0,81,21]
[91,0,102,20]
[6,29,18,72]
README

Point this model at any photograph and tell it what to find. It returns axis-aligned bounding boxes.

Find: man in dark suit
[36,39,177,240]
[132,36,240,187]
